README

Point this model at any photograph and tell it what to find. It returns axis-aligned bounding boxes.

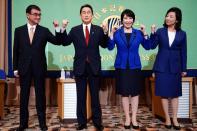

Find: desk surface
[0,80,5,83]
[56,78,75,83]
[150,77,193,82]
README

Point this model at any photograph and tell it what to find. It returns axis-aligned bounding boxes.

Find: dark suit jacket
[150,27,187,73]
[62,24,108,76]
[13,24,63,76]
[108,27,151,69]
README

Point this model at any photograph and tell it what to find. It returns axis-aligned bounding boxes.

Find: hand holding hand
[140,24,147,36]
[101,22,108,34]
[109,24,119,39]
[53,20,59,27]
[112,23,119,32]
[151,24,156,34]
[62,19,69,28]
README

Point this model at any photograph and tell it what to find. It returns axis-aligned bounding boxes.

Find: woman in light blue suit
[108,9,151,129]
[150,7,187,130]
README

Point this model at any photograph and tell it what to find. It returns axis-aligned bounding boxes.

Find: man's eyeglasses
[30,13,41,17]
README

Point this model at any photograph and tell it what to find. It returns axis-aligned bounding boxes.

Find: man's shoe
[40,127,48,131]
[94,124,104,131]
[16,126,27,131]
[76,124,87,130]
[165,124,172,129]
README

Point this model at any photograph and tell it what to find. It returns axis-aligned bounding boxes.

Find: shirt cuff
[61,27,66,33]
[14,70,18,76]
[55,27,61,32]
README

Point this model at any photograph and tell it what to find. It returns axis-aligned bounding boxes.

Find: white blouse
[168,31,176,47]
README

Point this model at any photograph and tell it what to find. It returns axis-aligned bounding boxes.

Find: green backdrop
[12,0,197,70]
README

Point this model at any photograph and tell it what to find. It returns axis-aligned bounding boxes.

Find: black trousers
[75,62,102,125]
[19,63,46,129]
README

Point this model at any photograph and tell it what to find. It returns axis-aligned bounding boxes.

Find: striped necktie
[29,27,34,44]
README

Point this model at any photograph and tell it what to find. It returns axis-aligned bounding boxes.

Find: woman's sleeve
[107,33,116,50]
[181,32,187,72]
[150,30,160,49]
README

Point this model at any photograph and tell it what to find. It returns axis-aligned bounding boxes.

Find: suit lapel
[31,25,40,45]
[79,24,87,46]
[129,29,137,48]
[164,28,170,48]
[24,24,40,46]
[165,27,178,48]
[170,30,178,47]
[23,24,31,46]
[120,27,128,47]
[89,24,95,46]
[120,27,137,48]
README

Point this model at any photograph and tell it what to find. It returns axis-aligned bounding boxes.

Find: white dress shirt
[27,23,36,35]
[83,23,91,37]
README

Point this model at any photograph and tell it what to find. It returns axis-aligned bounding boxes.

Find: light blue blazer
[108,27,151,69]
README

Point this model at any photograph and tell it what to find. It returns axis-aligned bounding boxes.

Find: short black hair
[163,7,182,30]
[80,4,93,14]
[121,9,135,23]
[26,5,41,14]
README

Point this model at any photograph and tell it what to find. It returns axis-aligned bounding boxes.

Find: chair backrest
[0,70,6,80]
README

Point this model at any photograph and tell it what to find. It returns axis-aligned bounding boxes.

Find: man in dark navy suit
[13,5,63,131]
[61,4,108,131]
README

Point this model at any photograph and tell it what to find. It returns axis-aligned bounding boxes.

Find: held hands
[62,19,69,28]
[53,19,69,33]
[151,24,156,34]
[109,24,119,39]
[53,20,59,27]
[53,19,69,28]
[101,22,108,34]
[112,24,119,33]
[140,24,147,36]
[140,24,156,35]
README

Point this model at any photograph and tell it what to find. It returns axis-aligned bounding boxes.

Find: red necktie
[85,26,89,46]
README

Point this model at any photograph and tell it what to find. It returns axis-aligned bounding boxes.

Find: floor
[0,105,197,131]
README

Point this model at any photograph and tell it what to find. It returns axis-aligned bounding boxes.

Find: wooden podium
[57,78,92,122]
[0,80,5,119]
[150,77,193,120]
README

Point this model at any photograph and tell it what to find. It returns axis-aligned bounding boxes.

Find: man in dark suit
[13,5,63,131]
[61,4,108,131]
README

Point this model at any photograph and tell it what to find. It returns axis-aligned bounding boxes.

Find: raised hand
[109,24,119,39]
[112,24,119,33]
[62,19,69,28]
[53,20,59,27]
[101,22,108,34]
[151,24,156,34]
[140,24,147,36]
